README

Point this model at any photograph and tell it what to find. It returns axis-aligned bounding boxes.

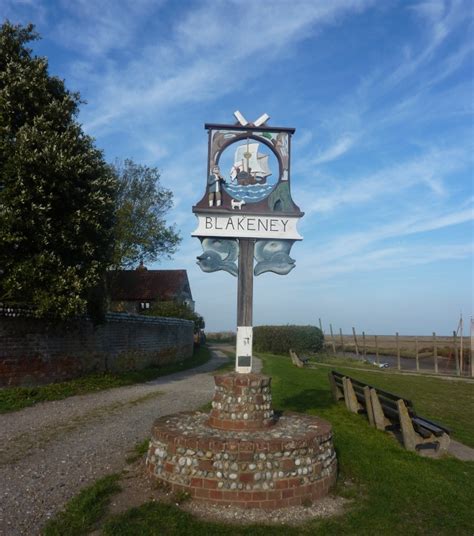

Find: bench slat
[412,423,433,439]
[330,371,412,407]
[412,417,448,436]
[329,371,451,452]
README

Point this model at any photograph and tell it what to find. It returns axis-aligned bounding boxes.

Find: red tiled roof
[107,269,192,302]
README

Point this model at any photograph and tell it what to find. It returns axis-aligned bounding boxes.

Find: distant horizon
[4,0,472,335]
[204,328,471,338]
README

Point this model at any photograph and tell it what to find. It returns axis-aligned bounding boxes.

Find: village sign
[192,112,303,373]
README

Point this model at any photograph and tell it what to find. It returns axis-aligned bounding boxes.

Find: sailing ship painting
[223,141,276,203]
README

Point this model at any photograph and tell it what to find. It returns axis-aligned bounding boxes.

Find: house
[107,262,194,314]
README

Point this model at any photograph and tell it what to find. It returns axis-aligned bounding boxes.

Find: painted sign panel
[193,120,302,218]
[192,213,302,240]
[192,113,304,373]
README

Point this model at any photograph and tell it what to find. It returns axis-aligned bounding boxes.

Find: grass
[0,346,211,414]
[125,438,151,464]
[42,474,121,536]
[43,351,474,535]
[310,354,474,447]
[324,342,471,361]
[313,354,383,369]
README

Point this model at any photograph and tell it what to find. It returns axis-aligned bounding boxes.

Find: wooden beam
[370,388,386,431]
[364,386,375,427]
[328,372,343,401]
[235,238,255,373]
[396,332,401,371]
[433,332,438,374]
[330,323,336,354]
[339,328,345,356]
[397,399,417,452]
[237,239,254,327]
[343,377,359,413]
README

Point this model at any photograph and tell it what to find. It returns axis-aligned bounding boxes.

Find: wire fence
[319,319,473,378]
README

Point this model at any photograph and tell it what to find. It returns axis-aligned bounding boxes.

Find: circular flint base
[146,411,337,509]
[209,372,274,431]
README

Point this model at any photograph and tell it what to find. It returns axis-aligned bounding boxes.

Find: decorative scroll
[254,239,296,276]
[196,238,239,277]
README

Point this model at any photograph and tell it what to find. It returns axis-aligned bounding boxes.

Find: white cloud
[384,0,464,90]
[301,242,472,281]
[295,205,473,281]
[55,0,160,57]
[61,0,375,134]
[297,146,468,215]
[311,134,357,165]
[1,0,47,26]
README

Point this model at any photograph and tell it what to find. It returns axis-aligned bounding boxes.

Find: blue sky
[3,0,473,335]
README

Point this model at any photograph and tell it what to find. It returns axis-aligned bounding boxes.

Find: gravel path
[0,348,237,536]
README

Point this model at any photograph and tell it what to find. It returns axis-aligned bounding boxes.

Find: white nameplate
[192,213,302,240]
[236,326,253,373]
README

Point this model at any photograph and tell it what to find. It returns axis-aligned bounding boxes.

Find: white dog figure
[231,199,246,210]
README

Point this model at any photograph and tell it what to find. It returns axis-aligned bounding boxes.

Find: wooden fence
[318,319,473,378]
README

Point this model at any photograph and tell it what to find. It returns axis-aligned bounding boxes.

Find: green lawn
[43,351,474,536]
[0,346,211,413]
[42,474,121,536]
[316,359,474,447]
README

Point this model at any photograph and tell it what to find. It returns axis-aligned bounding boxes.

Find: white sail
[233,143,271,178]
[256,154,270,177]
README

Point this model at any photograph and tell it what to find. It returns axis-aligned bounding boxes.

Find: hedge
[253,325,324,354]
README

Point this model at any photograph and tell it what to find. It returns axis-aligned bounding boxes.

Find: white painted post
[236,326,253,373]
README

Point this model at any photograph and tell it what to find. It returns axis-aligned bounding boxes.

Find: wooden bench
[328,370,450,454]
[289,349,310,368]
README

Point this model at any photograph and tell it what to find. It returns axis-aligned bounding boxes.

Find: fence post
[453,331,460,376]
[339,328,345,357]
[330,323,336,355]
[396,332,401,371]
[375,335,379,367]
[433,332,438,374]
[352,327,359,357]
[415,337,419,372]
[471,318,474,378]
[319,318,324,334]
[362,331,366,359]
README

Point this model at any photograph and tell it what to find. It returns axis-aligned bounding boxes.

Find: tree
[143,301,205,332]
[110,159,181,269]
[0,22,116,319]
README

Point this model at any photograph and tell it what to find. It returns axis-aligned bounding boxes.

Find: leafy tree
[0,22,116,319]
[144,301,205,332]
[110,159,181,269]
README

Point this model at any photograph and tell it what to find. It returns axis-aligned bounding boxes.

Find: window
[140,302,150,310]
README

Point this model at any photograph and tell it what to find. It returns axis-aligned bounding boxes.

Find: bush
[206,331,236,343]
[253,325,324,355]
[143,301,204,332]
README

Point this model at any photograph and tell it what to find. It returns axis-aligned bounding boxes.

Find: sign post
[146,113,337,510]
[192,112,303,373]
[236,238,254,372]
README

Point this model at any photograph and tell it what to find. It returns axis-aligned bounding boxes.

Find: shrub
[143,301,204,332]
[206,331,236,343]
[253,325,324,355]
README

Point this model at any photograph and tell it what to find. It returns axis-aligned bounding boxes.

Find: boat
[230,142,271,185]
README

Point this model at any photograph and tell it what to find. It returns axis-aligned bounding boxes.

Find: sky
[2,0,473,335]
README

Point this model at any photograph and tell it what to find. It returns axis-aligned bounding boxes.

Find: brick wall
[0,312,194,387]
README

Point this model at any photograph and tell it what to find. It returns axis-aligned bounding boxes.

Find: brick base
[208,373,274,431]
[146,411,337,509]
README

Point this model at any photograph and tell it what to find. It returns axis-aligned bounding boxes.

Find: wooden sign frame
[192,114,303,373]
